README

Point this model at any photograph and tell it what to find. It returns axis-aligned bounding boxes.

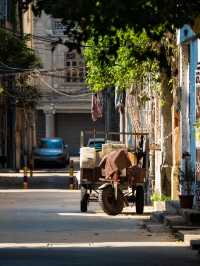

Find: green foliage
[0,29,41,105]
[31,0,182,96]
[32,0,200,43]
[151,192,171,202]
[84,28,160,92]
[0,29,41,69]
[14,74,41,107]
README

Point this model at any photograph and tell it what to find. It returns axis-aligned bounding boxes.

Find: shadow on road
[0,246,199,266]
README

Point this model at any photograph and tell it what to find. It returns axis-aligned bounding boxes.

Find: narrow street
[0,190,199,265]
[0,190,172,243]
[1,1,200,265]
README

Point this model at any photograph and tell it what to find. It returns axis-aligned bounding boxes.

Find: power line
[36,73,91,97]
[0,26,57,43]
[0,26,94,48]
[0,61,86,76]
[0,71,91,98]
[0,61,91,97]
[0,61,34,72]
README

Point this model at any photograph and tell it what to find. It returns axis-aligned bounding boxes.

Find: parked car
[87,138,105,151]
[33,138,70,168]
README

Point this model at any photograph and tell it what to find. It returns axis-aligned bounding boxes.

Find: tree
[31,0,200,42]
[0,28,40,69]
[0,28,41,102]
[84,28,160,93]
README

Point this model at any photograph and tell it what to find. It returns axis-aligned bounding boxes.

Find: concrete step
[176,229,200,245]
[191,239,200,250]
[170,225,200,233]
[151,202,200,247]
[164,215,186,227]
[180,209,200,225]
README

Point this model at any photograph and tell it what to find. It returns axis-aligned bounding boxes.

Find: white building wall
[32,12,92,139]
[179,44,190,181]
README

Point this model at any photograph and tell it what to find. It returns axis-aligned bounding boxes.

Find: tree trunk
[160,70,173,197]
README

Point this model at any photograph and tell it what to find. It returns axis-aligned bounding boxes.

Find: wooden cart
[80,131,149,215]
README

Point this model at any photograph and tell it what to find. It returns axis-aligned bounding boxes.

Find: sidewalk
[0,171,78,189]
[0,157,80,189]
[149,200,200,254]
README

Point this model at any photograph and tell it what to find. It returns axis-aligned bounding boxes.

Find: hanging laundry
[115,87,126,113]
[91,93,103,122]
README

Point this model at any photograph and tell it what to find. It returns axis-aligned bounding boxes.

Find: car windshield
[88,140,105,149]
[89,141,104,146]
[39,140,63,149]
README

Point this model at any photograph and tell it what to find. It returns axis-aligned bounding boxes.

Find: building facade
[33,12,105,155]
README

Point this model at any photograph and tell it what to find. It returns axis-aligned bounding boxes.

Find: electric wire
[36,72,91,98]
[0,20,94,99]
[0,26,94,48]
[0,61,35,72]
[0,61,91,97]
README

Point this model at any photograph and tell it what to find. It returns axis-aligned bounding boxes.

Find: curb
[0,242,187,248]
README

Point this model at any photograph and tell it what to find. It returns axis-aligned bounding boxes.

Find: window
[65,52,76,60]
[66,61,71,67]
[66,77,71,82]
[40,140,63,149]
[52,19,67,35]
[64,51,86,83]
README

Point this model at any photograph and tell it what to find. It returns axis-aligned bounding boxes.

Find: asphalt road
[0,190,168,243]
[0,190,198,265]
[0,246,199,266]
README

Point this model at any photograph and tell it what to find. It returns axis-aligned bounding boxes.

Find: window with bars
[64,51,86,83]
[52,19,67,36]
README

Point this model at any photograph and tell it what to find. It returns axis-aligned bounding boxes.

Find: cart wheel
[135,185,144,214]
[99,186,124,216]
[80,193,89,212]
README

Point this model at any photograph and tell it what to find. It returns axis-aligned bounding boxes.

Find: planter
[153,201,166,212]
[179,195,194,209]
